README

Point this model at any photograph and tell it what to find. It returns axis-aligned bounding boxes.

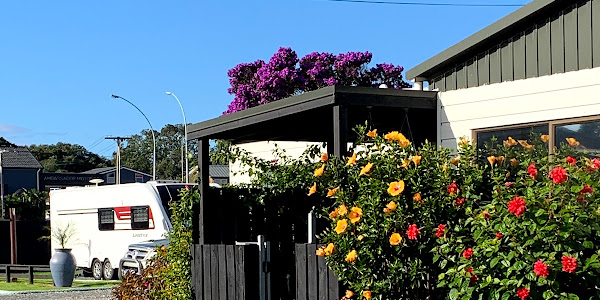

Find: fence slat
[235,245,245,300]
[225,246,236,300]
[193,245,203,300]
[296,244,307,300]
[328,267,339,299]
[210,246,219,300]
[218,245,227,300]
[317,255,329,300]
[203,245,212,300]
[306,244,318,300]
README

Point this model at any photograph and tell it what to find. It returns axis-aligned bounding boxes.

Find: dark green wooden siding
[429,0,597,92]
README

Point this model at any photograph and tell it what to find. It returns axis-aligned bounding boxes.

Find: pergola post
[195,138,210,245]
[332,105,348,158]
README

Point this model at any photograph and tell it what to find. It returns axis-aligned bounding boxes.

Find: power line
[325,0,526,7]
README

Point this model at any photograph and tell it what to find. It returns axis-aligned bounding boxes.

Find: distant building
[82,167,153,184]
[209,165,229,185]
[0,146,43,196]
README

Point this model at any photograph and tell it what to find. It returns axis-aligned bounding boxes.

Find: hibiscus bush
[224,125,600,299]
[437,135,600,300]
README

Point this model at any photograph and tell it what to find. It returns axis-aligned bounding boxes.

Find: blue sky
[0,0,526,157]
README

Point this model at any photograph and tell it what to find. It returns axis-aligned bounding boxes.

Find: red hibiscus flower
[454,198,465,206]
[533,260,549,278]
[527,164,538,179]
[566,156,577,166]
[562,255,578,273]
[462,248,473,259]
[435,224,446,238]
[483,210,490,220]
[590,158,600,171]
[448,182,458,195]
[470,274,478,284]
[508,196,526,217]
[580,185,594,195]
[496,232,503,239]
[549,166,568,184]
[406,224,420,240]
[516,287,530,300]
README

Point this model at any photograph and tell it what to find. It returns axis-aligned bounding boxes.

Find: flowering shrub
[224,47,411,114]
[221,125,600,299]
[438,136,600,299]
[310,126,485,299]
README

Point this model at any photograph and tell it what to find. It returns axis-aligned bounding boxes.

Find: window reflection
[477,125,548,149]
[555,121,600,154]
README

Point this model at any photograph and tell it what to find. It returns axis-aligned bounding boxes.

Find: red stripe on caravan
[114,206,131,220]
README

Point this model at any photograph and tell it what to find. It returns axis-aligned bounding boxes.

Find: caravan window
[156,185,187,218]
[98,208,115,231]
[131,206,150,230]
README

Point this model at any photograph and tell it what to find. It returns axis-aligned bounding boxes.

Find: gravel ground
[0,288,113,300]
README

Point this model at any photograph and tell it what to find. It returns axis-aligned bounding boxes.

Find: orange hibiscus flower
[349,207,363,224]
[367,129,377,138]
[327,186,340,198]
[387,180,405,196]
[359,162,374,176]
[308,183,317,196]
[346,152,357,166]
[335,219,348,234]
[389,233,402,245]
[314,164,325,177]
[345,250,357,262]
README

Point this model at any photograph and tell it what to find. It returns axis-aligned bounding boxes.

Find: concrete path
[0,287,112,300]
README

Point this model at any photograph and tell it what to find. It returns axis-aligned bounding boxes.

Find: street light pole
[111,94,157,181]
[166,91,189,183]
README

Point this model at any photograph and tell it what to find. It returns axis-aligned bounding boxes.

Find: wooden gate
[192,188,344,300]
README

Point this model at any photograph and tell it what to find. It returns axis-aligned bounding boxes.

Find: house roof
[82,166,152,177]
[187,85,438,144]
[0,146,43,169]
[209,165,229,178]
[406,0,569,80]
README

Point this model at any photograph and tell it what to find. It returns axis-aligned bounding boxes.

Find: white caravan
[49,181,190,280]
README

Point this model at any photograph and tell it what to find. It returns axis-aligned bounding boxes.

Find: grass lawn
[0,278,119,292]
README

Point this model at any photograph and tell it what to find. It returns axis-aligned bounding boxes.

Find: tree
[119,124,198,181]
[0,137,16,147]
[29,142,112,173]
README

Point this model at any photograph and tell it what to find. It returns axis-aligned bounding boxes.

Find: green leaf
[491,257,500,268]
[449,288,459,300]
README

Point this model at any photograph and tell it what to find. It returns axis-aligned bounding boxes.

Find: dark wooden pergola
[188,85,438,244]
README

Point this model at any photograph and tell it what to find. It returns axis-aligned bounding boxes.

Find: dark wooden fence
[295,244,342,300]
[192,244,258,300]
[0,220,50,265]
[0,264,51,283]
[193,188,341,300]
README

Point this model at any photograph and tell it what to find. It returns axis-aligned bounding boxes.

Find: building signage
[42,173,104,186]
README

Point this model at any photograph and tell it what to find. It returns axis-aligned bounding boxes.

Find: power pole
[105,136,131,184]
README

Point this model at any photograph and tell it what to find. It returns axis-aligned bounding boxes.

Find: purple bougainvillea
[224,47,411,114]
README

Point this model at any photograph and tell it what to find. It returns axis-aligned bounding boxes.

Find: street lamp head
[111,94,120,99]
[165,91,172,95]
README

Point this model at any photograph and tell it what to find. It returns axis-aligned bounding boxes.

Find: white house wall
[229,141,323,185]
[438,66,600,149]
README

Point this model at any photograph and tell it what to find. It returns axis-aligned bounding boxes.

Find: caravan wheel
[91,259,103,280]
[102,259,115,280]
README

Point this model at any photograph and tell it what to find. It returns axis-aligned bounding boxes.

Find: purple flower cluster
[333,51,373,87]
[224,47,411,114]
[298,52,336,90]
